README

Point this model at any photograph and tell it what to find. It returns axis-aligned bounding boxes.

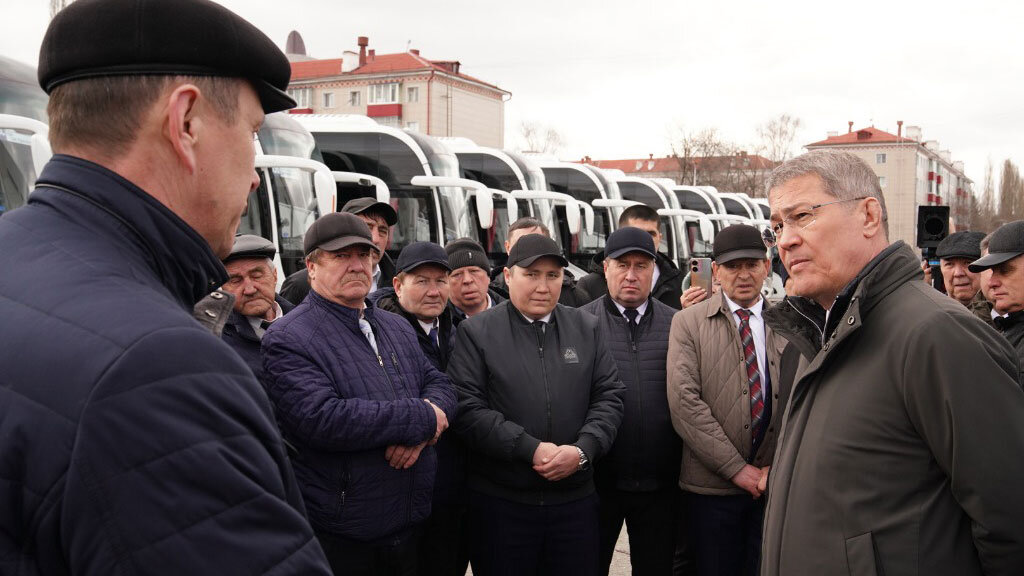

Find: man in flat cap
[0,0,331,573]
[970,220,1024,381]
[448,233,624,576]
[934,231,987,309]
[446,237,505,325]
[220,234,295,381]
[262,212,456,575]
[580,227,682,576]
[281,197,399,304]
[371,242,469,576]
[760,150,1024,576]
[667,224,788,576]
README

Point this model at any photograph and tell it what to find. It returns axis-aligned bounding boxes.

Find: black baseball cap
[342,197,398,226]
[224,234,276,263]
[396,242,451,274]
[969,221,1024,272]
[303,212,378,256]
[38,0,295,113]
[507,234,569,268]
[713,224,767,264]
[936,231,985,261]
[605,227,657,260]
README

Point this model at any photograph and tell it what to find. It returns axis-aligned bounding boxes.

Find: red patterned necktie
[735,309,764,443]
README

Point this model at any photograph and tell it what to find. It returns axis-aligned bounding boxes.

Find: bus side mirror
[475,190,494,229]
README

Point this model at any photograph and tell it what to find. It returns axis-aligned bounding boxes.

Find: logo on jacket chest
[563,347,579,364]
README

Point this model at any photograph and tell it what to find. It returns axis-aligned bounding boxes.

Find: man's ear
[164,83,202,174]
[306,259,316,281]
[862,197,885,239]
[392,275,403,296]
[711,261,720,281]
[602,259,609,275]
[503,266,511,285]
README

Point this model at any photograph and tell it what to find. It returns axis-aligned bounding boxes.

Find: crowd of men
[2,1,1024,576]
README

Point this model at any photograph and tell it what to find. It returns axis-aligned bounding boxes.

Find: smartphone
[690,258,713,293]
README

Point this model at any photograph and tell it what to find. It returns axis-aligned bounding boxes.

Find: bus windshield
[543,167,610,269]
[617,181,673,255]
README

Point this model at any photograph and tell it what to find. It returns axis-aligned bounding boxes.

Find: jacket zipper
[786,299,825,346]
[629,317,643,478]
[366,321,399,400]
[536,323,551,506]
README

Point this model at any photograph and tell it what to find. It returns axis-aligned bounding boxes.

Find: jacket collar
[226,294,294,342]
[601,293,653,323]
[372,287,453,334]
[995,309,1024,332]
[34,155,227,308]
[308,288,376,325]
[765,241,919,360]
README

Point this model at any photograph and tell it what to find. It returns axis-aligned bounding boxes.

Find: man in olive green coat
[760,150,1024,576]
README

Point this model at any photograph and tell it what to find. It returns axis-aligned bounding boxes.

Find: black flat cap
[224,234,276,263]
[936,231,985,261]
[605,227,657,260]
[342,197,398,226]
[38,0,295,113]
[507,234,569,268]
[445,238,490,273]
[397,242,451,274]
[304,212,378,256]
[970,221,1024,272]
[713,224,767,264]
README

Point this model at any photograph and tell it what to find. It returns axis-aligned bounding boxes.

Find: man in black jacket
[449,234,625,576]
[578,205,683,309]
[970,219,1024,381]
[280,197,398,303]
[0,0,330,573]
[446,237,505,326]
[580,228,681,576]
[372,242,468,576]
[220,234,295,381]
[488,217,591,306]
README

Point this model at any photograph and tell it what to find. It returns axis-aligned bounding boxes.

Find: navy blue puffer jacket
[262,291,457,542]
[0,155,329,574]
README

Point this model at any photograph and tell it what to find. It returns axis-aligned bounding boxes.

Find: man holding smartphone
[667,224,790,576]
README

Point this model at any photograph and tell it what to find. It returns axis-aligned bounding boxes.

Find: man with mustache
[760,150,1024,576]
[934,231,986,308]
[448,233,624,576]
[667,224,789,576]
[220,234,295,381]
[262,212,456,575]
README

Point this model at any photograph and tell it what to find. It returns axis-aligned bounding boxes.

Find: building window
[876,153,886,164]
[878,176,887,188]
[349,90,361,106]
[323,92,335,109]
[375,116,401,128]
[369,83,399,104]
[406,121,420,132]
[407,86,419,103]
[287,87,311,108]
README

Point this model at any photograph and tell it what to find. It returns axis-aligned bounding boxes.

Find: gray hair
[980,232,993,253]
[766,150,888,238]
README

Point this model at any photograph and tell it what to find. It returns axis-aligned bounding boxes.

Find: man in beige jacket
[667,224,790,576]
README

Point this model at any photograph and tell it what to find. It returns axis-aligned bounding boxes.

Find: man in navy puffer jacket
[0,0,331,573]
[263,213,457,575]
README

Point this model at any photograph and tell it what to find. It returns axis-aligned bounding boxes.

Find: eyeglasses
[762,197,868,248]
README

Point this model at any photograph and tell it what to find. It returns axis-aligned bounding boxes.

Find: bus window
[0,129,35,216]
[237,175,273,242]
[268,167,319,277]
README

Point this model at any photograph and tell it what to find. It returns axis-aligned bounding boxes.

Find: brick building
[285,34,510,149]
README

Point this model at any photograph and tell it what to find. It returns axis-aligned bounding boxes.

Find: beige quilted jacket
[667,292,787,495]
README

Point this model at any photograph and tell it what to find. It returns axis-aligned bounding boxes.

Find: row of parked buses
[0,56,783,297]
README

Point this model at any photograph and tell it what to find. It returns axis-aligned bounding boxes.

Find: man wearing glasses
[759,150,1024,576]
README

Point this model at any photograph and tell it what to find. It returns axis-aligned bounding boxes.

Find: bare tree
[756,114,803,163]
[518,121,565,155]
[669,126,731,186]
[999,159,1024,223]
[970,157,999,232]
[50,0,72,18]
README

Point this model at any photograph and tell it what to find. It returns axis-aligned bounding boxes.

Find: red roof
[290,58,343,80]
[289,52,504,92]
[807,126,905,147]
[585,154,775,173]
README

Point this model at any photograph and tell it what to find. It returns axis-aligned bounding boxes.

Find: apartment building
[805,123,973,248]
[285,34,510,149]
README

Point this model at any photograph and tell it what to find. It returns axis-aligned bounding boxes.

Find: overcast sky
[2,0,1020,186]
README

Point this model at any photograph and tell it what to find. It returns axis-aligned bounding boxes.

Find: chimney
[649,153,654,160]
[410,49,420,56]
[368,49,375,61]
[357,36,368,67]
[848,121,854,134]
[897,120,903,138]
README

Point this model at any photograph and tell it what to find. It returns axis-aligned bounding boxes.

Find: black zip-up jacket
[448,302,625,505]
[580,295,681,492]
[995,309,1024,384]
